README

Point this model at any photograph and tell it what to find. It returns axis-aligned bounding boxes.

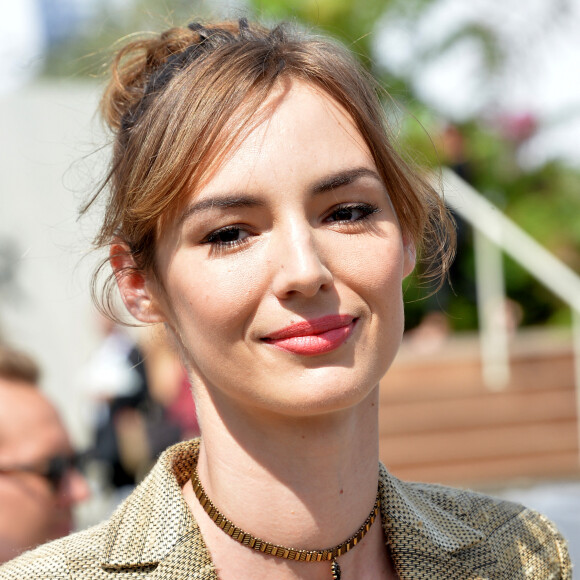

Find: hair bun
[101,26,206,132]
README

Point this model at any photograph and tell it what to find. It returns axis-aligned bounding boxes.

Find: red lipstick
[262,315,357,356]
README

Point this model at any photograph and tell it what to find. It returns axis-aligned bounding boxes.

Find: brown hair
[85,18,455,320]
[0,344,40,385]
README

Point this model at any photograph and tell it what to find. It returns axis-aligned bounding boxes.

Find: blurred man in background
[0,344,89,563]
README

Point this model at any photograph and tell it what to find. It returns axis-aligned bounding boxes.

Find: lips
[262,315,357,356]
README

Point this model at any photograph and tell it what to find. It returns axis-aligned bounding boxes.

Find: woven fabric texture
[0,439,571,579]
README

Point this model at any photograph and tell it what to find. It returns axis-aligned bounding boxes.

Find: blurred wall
[0,81,104,445]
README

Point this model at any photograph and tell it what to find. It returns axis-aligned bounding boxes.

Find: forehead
[194,80,372,194]
[0,381,70,464]
[157,78,372,236]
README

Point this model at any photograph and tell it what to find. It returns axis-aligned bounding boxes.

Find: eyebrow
[179,167,383,224]
[311,167,383,194]
[179,196,265,225]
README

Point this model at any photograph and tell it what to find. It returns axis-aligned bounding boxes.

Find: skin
[0,379,90,563]
[114,79,414,579]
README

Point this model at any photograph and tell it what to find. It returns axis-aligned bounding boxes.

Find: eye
[204,226,251,246]
[325,203,380,223]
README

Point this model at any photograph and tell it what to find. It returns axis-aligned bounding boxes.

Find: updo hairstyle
[86,18,455,320]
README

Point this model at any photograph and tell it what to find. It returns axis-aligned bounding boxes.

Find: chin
[265,373,381,418]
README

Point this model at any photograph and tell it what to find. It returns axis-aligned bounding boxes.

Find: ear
[110,242,165,324]
[402,238,416,279]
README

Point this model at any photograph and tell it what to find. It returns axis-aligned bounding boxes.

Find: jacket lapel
[99,440,215,577]
[379,465,493,579]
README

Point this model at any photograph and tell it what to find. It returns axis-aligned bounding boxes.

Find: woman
[0,18,570,580]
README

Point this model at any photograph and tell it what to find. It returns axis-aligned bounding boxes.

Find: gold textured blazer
[0,439,571,579]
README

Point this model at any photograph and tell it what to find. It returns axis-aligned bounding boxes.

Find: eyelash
[204,226,250,250]
[324,202,381,224]
[202,203,381,251]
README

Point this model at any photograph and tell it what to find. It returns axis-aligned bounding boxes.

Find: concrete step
[378,328,580,486]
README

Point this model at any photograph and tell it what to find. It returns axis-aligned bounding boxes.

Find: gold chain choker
[191,467,381,580]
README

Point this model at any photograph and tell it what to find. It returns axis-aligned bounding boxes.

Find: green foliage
[252,0,391,64]
[42,0,212,78]
[435,23,504,71]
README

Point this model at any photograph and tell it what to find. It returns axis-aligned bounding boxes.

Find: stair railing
[433,168,580,457]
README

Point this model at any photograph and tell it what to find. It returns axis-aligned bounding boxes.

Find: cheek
[167,254,266,341]
[356,259,404,295]
[335,237,406,296]
[338,238,406,342]
[0,479,54,541]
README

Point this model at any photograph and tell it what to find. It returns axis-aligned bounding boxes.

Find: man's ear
[403,238,416,278]
[110,242,165,324]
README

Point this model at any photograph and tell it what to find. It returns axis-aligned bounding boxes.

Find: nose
[271,222,333,299]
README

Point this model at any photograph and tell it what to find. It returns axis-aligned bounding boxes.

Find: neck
[189,385,381,552]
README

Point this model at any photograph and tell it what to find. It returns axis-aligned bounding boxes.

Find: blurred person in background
[0,344,90,562]
[82,314,153,489]
[82,316,187,492]
[141,325,200,442]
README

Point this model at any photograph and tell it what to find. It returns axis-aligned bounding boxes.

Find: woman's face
[150,80,415,417]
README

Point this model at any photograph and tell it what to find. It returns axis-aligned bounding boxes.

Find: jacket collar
[379,464,493,577]
[99,441,490,577]
[100,439,205,570]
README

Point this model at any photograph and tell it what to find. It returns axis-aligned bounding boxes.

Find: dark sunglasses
[0,452,85,491]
